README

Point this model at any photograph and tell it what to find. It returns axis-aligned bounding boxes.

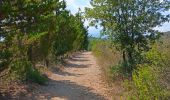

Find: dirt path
[30,52,111,100]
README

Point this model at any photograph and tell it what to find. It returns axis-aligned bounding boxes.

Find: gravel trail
[30,52,111,100]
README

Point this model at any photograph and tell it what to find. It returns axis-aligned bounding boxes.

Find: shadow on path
[64,62,91,68]
[18,52,108,100]
[69,58,90,62]
[52,70,84,77]
[34,79,107,100]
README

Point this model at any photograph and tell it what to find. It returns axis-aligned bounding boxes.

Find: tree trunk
[123,51,128,73]
[45,58,49,67]
[27,45,35,68]
[128,51,133,73]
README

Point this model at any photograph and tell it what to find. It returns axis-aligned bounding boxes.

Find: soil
[1,52,111,100]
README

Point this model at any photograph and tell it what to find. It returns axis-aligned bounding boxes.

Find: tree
[0,0,65,80]
[0,0,88,83]
[85,0,170,74]
[53,10,88,59]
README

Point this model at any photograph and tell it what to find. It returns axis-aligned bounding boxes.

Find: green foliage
[10,59,32,81]
[124,45,170,99]
[91,38,170,98]
[134,66,162,99]
[86,0,170,99]
[86,0,170,74]
[125,65,168,100]
[110,62,130,79]
[0,0,88,85]
[26,67,48,85]
[91,39,103,57]
[0,0,62,72]
[0,49,11,70]
[53,10,88,58]
[9,58,47,85]
[143,45,168,73]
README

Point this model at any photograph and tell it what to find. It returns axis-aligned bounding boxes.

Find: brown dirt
[27,51,111,100]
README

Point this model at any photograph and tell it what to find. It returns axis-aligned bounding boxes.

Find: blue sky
[65,0,170,37]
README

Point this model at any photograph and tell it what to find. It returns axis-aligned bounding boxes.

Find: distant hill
[88,32,170,41]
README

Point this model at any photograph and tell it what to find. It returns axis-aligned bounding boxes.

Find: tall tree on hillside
[86,0,170,74]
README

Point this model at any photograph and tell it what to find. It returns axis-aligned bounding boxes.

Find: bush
[10,59,48,85]
[110,62,130,81]
[124,45,170,99]
[26,67,48,85]
[10,59,32,81]
[129,65,166,100]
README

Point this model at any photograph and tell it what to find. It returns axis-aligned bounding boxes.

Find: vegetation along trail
[29,52,111,100]
[1,0,169,99]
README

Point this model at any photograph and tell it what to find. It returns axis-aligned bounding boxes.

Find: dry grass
[91,34,170,99]
[159,36,170,90]
[91,41,125,99]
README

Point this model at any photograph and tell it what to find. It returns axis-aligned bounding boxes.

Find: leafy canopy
[86,0,170,74]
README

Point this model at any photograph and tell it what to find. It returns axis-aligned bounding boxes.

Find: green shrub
[132,65,165,100]
[124,65,167,100]
[110,62,129,80]
[10,59,48,85]
[124,45,170,99]
[26,67,48,85]
[10,59,32,81]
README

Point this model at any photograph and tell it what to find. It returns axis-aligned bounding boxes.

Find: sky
[65,0,170,37]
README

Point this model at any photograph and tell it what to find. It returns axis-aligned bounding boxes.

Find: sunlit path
[24,52,111,100]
